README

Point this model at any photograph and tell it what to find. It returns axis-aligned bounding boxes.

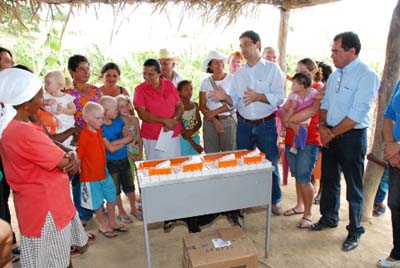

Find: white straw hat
[159,48,177,60]
[202,51,227,72]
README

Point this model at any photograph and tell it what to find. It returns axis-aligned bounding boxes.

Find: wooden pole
[278,7,290,72]
[362,0,400,222]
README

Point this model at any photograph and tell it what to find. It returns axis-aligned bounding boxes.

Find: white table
[136,159,273,268]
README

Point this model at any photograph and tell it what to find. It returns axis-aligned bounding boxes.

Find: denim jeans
[388,166,400,260]
[285,144,320,184]
[319,128,366,236]
[71,174,93,221]
[374,168,389,204]
[236,115,281,204]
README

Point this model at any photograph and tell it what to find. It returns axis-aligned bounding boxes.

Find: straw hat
[159,48,177,60]
[202,51,227,72]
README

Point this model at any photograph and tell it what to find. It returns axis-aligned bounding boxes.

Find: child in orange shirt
[77,102,128,238]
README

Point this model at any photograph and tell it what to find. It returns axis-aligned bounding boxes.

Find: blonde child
[78,102,127,238]
[177,80,203,155]
[115,95,143,161]
[99,96,142,223]
[281,72,320,154]
[44,70,76,148]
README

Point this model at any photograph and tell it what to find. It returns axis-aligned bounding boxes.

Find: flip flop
[112,225,128,232]
[131,211,143,221]
[87,232,96,243]
[117,215,134,224]
[283,208,304,216]
[297,217,313,229]
[98,229,118,238]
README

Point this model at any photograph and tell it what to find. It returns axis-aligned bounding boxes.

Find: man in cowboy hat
[159,48,183,88]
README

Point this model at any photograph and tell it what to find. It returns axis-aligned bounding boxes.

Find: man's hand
[384,141,400,160]
[388,153,400,168]
[243,88,259,105]
[319,126,334,147]
[64,153,79,175]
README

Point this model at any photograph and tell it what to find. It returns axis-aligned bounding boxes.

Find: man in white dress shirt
[210,30,285,215]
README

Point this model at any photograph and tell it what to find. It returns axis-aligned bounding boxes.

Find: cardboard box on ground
[182,227,258,268]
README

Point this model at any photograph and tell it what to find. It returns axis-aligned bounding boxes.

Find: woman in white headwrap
[0,68,88,268]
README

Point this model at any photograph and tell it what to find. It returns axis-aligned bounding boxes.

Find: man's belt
[237,112,275,125]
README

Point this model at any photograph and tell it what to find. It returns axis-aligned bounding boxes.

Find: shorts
[81,169,116,211]
[286,144,320,184]
[107,158,135,195]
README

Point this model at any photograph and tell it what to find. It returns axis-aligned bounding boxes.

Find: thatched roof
[0,0,340,26]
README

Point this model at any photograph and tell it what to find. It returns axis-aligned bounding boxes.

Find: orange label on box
[182,163,203,172]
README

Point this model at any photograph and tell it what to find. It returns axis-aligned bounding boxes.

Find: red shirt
[0,120,76,237]
[285,82,323,147]
[77,128,107,182]
[133,79,182,139]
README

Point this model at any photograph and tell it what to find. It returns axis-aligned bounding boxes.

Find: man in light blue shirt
[209,30,285,215]
[311,32,380,253]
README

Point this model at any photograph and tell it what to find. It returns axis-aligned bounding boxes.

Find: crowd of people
[0,29,398,268]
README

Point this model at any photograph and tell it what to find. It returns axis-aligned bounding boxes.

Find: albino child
[177,80,203,155]
[78,102,126,238]
[44,70,76,148]
[99,96,142,224]
[281,72,320,154]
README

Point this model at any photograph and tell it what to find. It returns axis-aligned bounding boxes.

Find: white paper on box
[212,238,232,248]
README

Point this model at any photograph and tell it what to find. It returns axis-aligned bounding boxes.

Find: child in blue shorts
[77,102,128,238]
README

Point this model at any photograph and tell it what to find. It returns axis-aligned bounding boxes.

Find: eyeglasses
[239,42,255,49]
[336,70,343,93]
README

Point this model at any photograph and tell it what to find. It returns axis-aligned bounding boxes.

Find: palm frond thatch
[0,0,340,26]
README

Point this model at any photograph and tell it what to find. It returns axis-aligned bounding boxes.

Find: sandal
[131,210,143,221]
[70,246,81,258]
[11,254,20,263]
[283,208,304,216]
[112,224,128,232]
[87,232,96,243]
[271,205,283,216]
[297,217,313,229]
[98,229,118,238]
[117,215,134,224]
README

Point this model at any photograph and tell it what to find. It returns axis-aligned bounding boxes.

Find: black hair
[239,30,261,43]
[334,31,361,55]
[101,62,121,76]
[316,61,333,83]
[292,72,312,88]
[177,80,192,91]
[143,59,161,73]
[0,47,12,60]
[12,64,33,73]
[68,54,89,72]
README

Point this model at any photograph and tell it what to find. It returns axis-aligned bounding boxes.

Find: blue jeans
[374,168,389,204]
[236,115,281,204]
[319,128,366,236]
[71,174,93,221]
[286,144,320,184]
[388,166,400,260]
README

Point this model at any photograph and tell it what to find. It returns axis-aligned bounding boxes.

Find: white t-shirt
[200,74,233,116]
[43,92,76,133]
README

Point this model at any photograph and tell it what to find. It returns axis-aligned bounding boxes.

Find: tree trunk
[278,7,290,72]
[362,0,400,222]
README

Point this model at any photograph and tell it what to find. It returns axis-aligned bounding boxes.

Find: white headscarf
[0,68,42,138]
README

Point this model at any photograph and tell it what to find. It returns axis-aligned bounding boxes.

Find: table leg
[144,222,152,268]
[265,204,271,257]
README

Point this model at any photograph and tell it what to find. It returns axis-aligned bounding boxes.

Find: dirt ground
[11,177,391,268]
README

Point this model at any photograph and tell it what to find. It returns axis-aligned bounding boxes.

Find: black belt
[327,125,366,139]
[237,112,275,125]
[215,115,232,120]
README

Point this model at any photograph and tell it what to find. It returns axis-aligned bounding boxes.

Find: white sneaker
[377,258,400,268]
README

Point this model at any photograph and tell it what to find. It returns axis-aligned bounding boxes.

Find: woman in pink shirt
[133,58,184,160]
[0,68,88,268]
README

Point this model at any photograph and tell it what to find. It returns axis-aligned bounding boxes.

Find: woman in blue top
[379,80,400,268]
